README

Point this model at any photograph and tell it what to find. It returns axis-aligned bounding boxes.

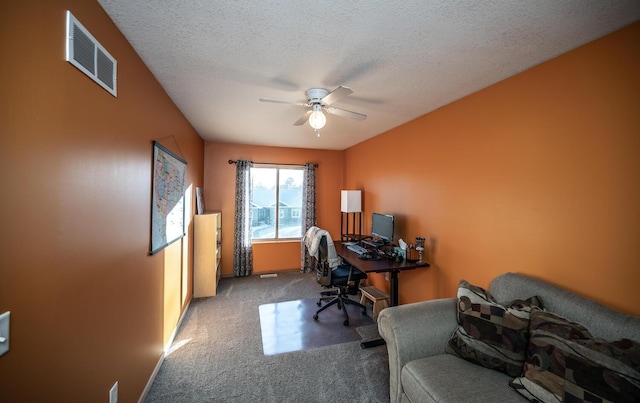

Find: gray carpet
[143,272,390,402]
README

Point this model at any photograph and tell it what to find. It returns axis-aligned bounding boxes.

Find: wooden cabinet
[194,212,221,297]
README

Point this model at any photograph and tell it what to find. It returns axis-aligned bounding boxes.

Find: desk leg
[389,270,399,307]
[360,270,400,349]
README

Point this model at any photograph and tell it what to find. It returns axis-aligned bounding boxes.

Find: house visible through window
[251,166,303,240]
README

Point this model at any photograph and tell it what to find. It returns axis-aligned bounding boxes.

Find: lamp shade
[341,190,362,213]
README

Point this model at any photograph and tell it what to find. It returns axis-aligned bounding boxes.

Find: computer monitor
[371,213,394,243]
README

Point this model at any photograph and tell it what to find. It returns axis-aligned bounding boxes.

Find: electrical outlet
[109,381,118,403]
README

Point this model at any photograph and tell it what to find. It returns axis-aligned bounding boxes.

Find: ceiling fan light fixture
[308,104,326,130]
[260,86,365,131]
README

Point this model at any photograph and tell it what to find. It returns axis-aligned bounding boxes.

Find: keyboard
[347,244,368,256]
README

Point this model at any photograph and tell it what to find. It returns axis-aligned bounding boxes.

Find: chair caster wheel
[313,314,319,320]
[343,320,349,326]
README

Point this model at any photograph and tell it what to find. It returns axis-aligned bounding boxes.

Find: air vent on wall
[65,11,117,97]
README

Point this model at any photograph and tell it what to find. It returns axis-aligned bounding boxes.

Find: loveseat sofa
[378,272,640,402]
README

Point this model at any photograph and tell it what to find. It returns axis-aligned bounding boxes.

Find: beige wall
[0,1,203,402]
[345,22,640,315]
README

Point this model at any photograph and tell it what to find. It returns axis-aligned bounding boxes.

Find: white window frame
[251,166,303,241]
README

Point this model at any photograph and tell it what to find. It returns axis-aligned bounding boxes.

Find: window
[251,166,303,240]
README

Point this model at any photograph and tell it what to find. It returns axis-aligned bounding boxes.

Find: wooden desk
[334,241,429,307]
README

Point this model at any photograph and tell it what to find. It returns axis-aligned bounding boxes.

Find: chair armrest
[378,297,458,403]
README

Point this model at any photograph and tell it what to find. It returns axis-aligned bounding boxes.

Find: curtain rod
[228,160,318,168]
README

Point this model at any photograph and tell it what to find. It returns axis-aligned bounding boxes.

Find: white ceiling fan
[259,86,367,131]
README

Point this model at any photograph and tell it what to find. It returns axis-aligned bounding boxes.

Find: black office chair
[313,234,368,326]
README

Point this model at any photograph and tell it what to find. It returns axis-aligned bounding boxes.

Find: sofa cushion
[511,310,640,402]
[402,354,525,403]
[446,280,542,377]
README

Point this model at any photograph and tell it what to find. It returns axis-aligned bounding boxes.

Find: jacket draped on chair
[302,226,339,269]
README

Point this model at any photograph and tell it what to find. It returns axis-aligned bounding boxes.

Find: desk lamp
[340,190,362,242]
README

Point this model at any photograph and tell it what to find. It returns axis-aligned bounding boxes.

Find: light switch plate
[109,381,118,403]
[0,311,10,356]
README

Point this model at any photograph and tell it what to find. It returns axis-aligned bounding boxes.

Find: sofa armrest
[378,297,458,403]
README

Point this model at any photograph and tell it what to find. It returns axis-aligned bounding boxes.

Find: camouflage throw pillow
[510,310,640,403]
[446,279,543,377]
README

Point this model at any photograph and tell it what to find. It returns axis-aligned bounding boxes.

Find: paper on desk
[398,238,407,250]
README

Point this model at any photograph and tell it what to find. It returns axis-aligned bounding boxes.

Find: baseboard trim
[138,298,192,402]
[220,268,304,279]
[138,350,165,403]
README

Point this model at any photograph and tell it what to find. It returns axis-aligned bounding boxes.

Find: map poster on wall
[150,141,187,255]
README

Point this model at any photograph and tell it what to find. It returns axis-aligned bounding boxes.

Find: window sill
[252,239,301,244]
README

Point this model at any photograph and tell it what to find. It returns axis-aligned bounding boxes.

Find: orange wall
[345,22,640,315]
[0,2,203,402]
[203,142,344,275]
[5,2,635,402]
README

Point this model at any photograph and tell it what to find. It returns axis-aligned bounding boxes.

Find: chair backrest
[315,235,332,286]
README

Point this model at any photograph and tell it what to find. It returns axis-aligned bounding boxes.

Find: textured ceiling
[98,1,640,150]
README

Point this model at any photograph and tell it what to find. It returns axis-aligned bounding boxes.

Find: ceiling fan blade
[321,86,353,105]
[325,106,367,121]
[293,110,312,126]
[259,98,308,107]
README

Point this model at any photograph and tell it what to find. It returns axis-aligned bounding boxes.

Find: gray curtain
[233,160,253,276]
[300,163,317,273]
